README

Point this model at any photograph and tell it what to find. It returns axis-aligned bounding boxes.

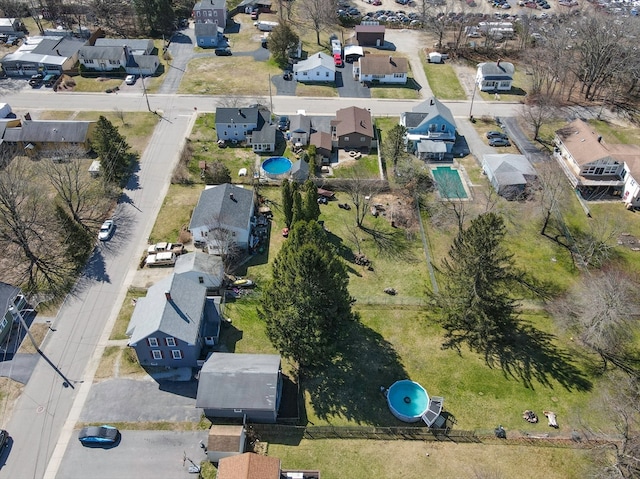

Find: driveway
[157,25,196,94]
[56,431,208,479]
[501,117,550,163]
[79,378,201,423]
[382,29,433,99]
[337,62,370,98]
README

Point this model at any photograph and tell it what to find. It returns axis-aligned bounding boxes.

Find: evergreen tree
[291,190,303,225]
[303,180,320,222]
[431,213,525,357]
[282,179,293,228]
[268,23,300,68]
[54,204,93,270]
[259,221,353,369]
[92,116,131,185]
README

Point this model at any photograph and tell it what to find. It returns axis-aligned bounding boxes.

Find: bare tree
[204,214,244,273]
[519,95,559,141]
[342,174,385,228]
[297,0,336,45]
[549,270,640,376]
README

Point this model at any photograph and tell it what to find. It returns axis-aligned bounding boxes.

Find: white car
[125,75,136,85]
[98,219,115,241]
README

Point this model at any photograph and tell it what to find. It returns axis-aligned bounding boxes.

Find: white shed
[428,52,442,64]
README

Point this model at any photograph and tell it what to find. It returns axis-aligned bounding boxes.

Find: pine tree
[259,221,353,369]
[92,116,131,185]
[303,180,320,222]
[291,190,303,225]
[282,179,293,228]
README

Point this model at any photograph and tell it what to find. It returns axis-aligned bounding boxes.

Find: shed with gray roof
[196,353,282,423]
[2,119,95,154]
[482,153,537,199]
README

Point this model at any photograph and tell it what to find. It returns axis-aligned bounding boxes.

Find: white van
[145,252,177,267]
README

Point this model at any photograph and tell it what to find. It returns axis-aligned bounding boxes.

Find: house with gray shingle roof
[0,36,86,77]
[174,251,225,294]
[400,97,457,161]
[293,52,335,83]
[1,118,95,154]
[126,273,222,368]
[215,107,275,152]
[355,54,408,84]
[289,114,312,146]
[482,154,537,200]
[476,60,514,91]
[189,183,255,255]
[94,38,154,55]
[193,0,227,47]
[78,42,159,76]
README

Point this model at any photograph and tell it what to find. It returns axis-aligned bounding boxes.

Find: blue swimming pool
[432,166,468,199]
[261,157,292,177]
[387,380,429,422]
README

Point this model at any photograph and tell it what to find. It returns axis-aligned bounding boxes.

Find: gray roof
[196,353,281,410]
[126,54,159,71]
[215,107,261,126]
[195,22,223,36]
[289,114,311,134]
[32,37,86,57]
[290,159,309,181]
[189,183,254,231]
[78,45,124,61]
[478,61,515,80]
[417,141,447,153]
[194,0,227,10]
[94,38,154,52]
[251,122,276,145]
[409,97,456,128]
[174,251,225,285]
[293,52,334,73]
[0,281,20,315]
[127,273,208,345]
[2,120,93,144]
[483,154,537,186]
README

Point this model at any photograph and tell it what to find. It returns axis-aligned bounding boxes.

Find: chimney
[497,58,501,67]
[56,49,61,56]
[389,55,392,63]
[430,98,434,106]
[597,136,602,143]
[165,291,171,301]
[229,192,235,201]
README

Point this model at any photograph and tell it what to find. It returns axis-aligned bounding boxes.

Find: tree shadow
[324,229,362,277]
[156,379,198,399]
[302,319,408,425]
[360,225,416,262]
[487,322,592,392]
[215,321,243,353]
[80,248,111,284]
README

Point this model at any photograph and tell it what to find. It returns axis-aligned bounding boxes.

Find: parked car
[98,219,115,241]
[333,53,343,67]
[78,425,119,445]
[0,429,9,449]
[283,69,293,80]
[277,115,290,131]
[6,36,19,46]
[125,74,137,85]
[486,130,508,139]
[489,138,511,147]
[214,47,232,56]
[43,73,59,87]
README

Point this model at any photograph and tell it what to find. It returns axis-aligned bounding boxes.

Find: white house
[289,114,312,145]
[189,183,255,254]
[354,54,408,84]
[476,60,514,91]
[78,44,159,76]
[293,52,335,83]
[214,106,261,142]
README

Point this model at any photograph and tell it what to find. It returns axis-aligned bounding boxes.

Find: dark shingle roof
[94,38,154,52]
[478,61,515,79]
[78,45,124,61]
[251,123,276,144]
[333,106,373,138]
[32,37,86,57]
[215,107,260,126]
[2,120,94,143]
[0,281,20,316]
[290,114,311,133]
[189,183,254,231]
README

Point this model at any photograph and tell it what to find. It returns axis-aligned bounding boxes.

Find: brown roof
[207,425,245,453]
[355,24,385,34]
[217,453,280,479]
[310,131,332,152]
[332,106,374,139]
[360,54,408,75]
[556,119,640,178]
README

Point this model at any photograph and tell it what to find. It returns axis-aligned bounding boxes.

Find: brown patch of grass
[110,287,147,340]
[119,347,146,377]
[17,323,49,354]
[0,377,24,428]
[76,419,212,431]
[94,346,120,381]
[295,83,339,97]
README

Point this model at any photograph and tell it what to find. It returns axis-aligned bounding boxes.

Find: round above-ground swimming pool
[387,380,430,422]
[261,156,292,178]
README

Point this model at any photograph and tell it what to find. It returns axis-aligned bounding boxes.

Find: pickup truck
[145,251,177,267]
[147,242,185,255]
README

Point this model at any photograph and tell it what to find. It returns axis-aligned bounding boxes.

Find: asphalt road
[55,431,207,479]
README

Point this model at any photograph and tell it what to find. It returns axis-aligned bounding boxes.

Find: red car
[333,53,343,67]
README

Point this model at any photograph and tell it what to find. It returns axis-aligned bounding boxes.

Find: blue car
[78,425,119,445]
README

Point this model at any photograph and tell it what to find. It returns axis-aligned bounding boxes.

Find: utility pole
[468,78,477,121]
[268,74,273,117]
[139,67,152,113]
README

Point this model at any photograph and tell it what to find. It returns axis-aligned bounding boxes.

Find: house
[94,38,155,55]
[1,36,86,77]
[289,114,312,146]
[1,118,96,155]
[249,122,277,153]
[331,106,375,151]
[310,131,333,163]
[293,53,335,83]
[174,251,225,294]
[355,24,385,47]
[0,18,22,35]
[126,273,222,368]
[354,54,408,84]
[193,0,227,47]
[217,453,321,479]
[476,60,514,91]
[206,425,246,463]
[400,97,457,161]
[482,154,537,200]
[196,353,282,423]
[189,183,255,254]
[78,44,160,76]
[554,119,640,208]
[0,282,26,347]
[215,106,269,143]
[290,159,310,182]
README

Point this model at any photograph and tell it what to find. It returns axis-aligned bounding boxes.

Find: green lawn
[330,154,380,178]
[423,58,466,100]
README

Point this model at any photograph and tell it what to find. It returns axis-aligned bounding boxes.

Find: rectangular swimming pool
[432,166,468,199]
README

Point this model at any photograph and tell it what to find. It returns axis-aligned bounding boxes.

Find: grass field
[423,57,467,100]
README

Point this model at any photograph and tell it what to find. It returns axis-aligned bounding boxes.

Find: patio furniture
[544,411,558,429]
[421,396,444,427]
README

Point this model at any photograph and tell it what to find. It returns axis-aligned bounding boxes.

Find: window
[393,73,404,78]
[316,71,320,76]
[0,318,7,329]
[85,59,94,64]
[441,124,446,131]
[344,136,349,141]
[171,350,182,360]
[198,276,204,284]
[152,350,162,360]
[148,337,159,347]
[360,137,366,142]
[166,337,176,347]
[326,72,329,77]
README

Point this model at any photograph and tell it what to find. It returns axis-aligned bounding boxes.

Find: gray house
[0,282,26,347]
[289,114,312,146]
[127,273,221,368]
[249,122,276,153]
[215,106,270,143]
[482,154,537,200]
[189,184,255,255]
[196,353,282,423]
[290,159,310,182]
[174,251,225,294]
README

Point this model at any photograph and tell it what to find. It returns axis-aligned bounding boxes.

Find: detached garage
[482,154,537,200]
